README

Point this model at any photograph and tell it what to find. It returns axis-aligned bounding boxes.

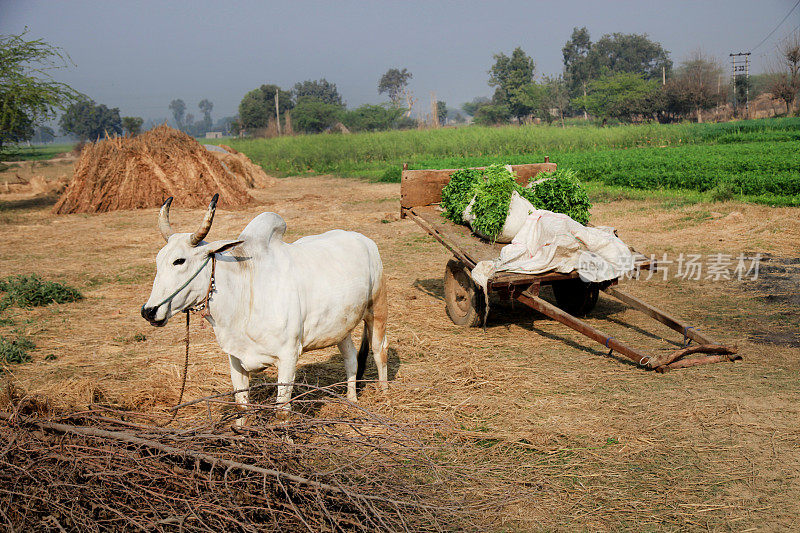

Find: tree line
[235,76,437,135]
[233,27,798,134]
[465,27,798,126]
[2,26,798,158]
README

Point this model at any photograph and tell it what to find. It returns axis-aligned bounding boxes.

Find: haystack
[206,144,277,188]
[53,125,253,214]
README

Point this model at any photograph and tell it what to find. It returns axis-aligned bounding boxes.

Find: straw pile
[53,125,253,214]
[211,144,276,188]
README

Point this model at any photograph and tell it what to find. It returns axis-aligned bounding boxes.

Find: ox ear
[205,239,244,256]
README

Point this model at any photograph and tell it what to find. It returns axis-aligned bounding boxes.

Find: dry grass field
[1,167,799,530]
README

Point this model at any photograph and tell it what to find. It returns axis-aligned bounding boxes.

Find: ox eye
[173,258,186,266]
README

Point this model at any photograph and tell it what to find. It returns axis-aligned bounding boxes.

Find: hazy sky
[2,0,798,122]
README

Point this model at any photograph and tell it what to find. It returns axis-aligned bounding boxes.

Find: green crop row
[557,142,800,195]
[404,141,800,205]
[224,117,800,181]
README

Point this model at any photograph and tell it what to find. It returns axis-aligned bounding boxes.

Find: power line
[751,0,800,52]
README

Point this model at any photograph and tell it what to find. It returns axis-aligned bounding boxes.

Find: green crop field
[7,143,76,162]
[220,117,800,206]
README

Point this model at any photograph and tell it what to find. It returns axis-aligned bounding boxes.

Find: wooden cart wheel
[552,278,599,317]
[444,259,485,327]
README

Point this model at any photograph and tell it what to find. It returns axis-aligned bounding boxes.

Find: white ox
[141,195,388,417]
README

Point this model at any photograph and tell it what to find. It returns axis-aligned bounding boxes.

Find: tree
[59,100,122,140]
[769,32,800,113]
[461,97,490,117]
[562,28,671,116]
[448,110,466,124]
[488,47,535,119]
[514,82,553,124]
[0,31,82,156]
[562,26,595,105]
[198,99,213,127]
[168,98,186,130]
[291,100,342,133]
[378,68,413,113]
[663,52,724,122]
[32,125,55,143]
[574,72,659,124]
[293,79,343,107]
[544,75,570,126]
[437,100,447,125]
[238,84,294,129]
[0,99,34,147]
[121,116,143,136]
[473,103,511,125]
[341,104,403,132]
[587,32,672,81]
[770,77,798,114]
[214,116,238,135]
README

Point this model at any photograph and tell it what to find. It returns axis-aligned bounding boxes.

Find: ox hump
[238,212,287,254]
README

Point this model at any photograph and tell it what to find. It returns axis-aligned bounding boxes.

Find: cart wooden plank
[408,205,502,266]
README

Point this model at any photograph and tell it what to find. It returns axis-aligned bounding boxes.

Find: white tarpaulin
[471,209,636,294]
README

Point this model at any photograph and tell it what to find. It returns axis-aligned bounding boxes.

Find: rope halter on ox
[142,255,212,315]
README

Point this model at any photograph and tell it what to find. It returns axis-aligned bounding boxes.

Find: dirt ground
[1,166,799,531]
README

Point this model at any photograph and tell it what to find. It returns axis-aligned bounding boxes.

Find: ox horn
[189,193,219,246]
[158,197,174,242]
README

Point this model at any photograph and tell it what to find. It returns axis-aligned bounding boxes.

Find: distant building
[205,131,223,139]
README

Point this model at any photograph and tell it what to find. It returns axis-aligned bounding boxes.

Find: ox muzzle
[141,304,168,327]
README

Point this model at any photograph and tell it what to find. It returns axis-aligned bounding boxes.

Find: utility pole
[430,91,439,128]
[729,52,751,118]
[274,91,282,135]
[662,65,666,86]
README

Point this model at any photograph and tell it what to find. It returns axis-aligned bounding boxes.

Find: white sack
[470,209,635,293]
[462,191,535,243]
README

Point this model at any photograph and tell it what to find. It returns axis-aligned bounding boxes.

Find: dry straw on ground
[2,176,799,530]
[0,385,499,532]
[53,125,254,214]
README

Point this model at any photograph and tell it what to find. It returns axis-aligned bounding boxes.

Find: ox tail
[356,322,370,383]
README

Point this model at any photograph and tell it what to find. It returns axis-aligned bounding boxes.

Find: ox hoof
[233,415,251,428]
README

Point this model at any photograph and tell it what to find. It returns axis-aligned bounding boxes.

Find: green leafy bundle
[440,164,593,239]
[468,165,520,238]
[519,168,592,225]
[440,168,482,224]
[0,274,83,310]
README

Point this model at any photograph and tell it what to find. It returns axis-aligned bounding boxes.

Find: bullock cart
[399,160,739,373]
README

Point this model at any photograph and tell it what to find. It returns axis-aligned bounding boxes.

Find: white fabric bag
[471,209,635,293]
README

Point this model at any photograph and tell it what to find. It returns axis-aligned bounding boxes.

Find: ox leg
[275,348,300,419]
[228,355,250,426]
[338,335,359,402]
[368,279,389,391]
